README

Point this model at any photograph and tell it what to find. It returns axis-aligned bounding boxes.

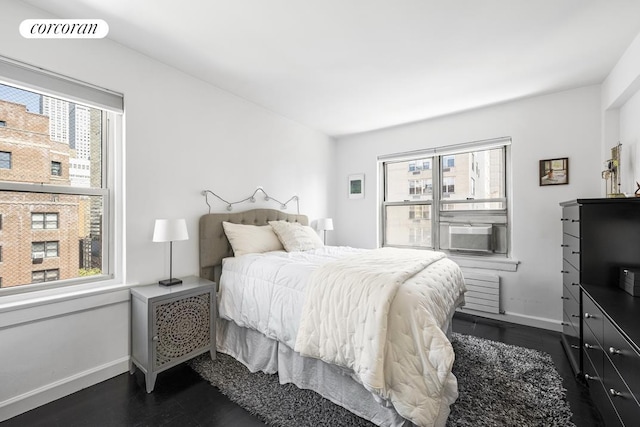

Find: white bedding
[217,246,466,427]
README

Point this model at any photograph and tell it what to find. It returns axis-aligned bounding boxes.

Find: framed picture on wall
[539,157,569,186]
[348,174,365,199]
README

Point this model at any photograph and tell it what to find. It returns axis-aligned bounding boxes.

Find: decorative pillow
[268,220,324,252]
[222,222,284,256]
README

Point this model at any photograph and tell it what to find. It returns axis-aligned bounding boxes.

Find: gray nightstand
[130,276,216,393]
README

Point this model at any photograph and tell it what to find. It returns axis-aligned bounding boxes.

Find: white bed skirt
[214,294,462,427]
[216,318,413,426]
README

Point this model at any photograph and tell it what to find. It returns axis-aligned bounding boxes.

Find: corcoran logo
[20,19,109,39]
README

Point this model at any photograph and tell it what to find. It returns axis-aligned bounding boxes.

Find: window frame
[31,212,59,230]
[31,241,59,259]
[0,151,11,169]
[379,138,511,257]
[0,55,123,295]
[51,161,62,176]
[31,268,60,284]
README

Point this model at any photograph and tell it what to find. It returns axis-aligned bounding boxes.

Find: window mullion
[433,155,441,250]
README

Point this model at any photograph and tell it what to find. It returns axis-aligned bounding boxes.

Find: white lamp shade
[153,219,189,242]
[317,218,334,231]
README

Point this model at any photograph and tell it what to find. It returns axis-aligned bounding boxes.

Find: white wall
[603,32,640,192]
[334,86,603,329]
[619,90,640,188]
[0,0,335,420]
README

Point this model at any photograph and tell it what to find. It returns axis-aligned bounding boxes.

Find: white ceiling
[20,0,640,137]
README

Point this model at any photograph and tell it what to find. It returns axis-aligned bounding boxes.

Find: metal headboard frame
[201,187,299,214]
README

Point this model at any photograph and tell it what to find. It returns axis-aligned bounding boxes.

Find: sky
[0,83,41,113]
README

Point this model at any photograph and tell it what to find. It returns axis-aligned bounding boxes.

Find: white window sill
[0,278,136,315]
[450,255,519,272]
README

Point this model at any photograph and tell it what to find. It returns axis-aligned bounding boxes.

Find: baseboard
[0,356,130,422]
[456,307,561,332]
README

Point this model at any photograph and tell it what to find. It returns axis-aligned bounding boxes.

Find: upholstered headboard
[199,208,308,282]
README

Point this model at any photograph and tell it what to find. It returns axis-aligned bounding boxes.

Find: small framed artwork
[348,174,365,199]
[539,157,569,186]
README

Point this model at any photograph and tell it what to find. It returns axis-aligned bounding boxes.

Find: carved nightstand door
[130,276,216,393]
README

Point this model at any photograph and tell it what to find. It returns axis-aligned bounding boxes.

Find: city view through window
[383,146,507,253]
[0,83,105,289]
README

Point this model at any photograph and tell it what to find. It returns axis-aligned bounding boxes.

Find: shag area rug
[189,332,575,426]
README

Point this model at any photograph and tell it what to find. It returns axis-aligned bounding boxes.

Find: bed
[199,208,466,427]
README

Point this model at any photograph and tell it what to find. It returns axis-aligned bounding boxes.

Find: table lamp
[317,218,334,245]
[153,218,189,286]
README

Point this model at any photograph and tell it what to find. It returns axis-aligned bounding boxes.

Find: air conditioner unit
[449,225,493,252]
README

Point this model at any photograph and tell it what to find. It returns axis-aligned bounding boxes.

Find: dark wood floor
[2,313,604,427]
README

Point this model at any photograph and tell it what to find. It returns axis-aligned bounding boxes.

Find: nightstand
[130,276,216,393]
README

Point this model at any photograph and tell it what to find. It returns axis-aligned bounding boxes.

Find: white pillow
[268,220,324,252]
[222,222,284,256]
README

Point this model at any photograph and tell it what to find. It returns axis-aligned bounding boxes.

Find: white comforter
[218,246,466,427]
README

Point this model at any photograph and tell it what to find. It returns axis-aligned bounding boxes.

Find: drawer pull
[584,343,596,350]
[560,244,569,248]
[561,296,569,300]
[584,373,597,381]
[570,344,580,349]
[584,313,595,319]
[623,269,629,276]
[571,314,580,318]
[152,335,159,342]
[561,218,569,222]
[571,219,579,223]
[609,347,622,356]
[609,389,623,398]
[571,251,580,254]
[571,282,580,286]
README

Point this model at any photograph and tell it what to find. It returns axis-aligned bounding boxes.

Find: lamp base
[158,278,183,286]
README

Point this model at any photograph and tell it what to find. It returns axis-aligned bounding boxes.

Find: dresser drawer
[583,293,604,343]
[562,260,580,299]
[562,233,581,270]
[583,319,603,375]
[563,282,579,309]
[603,358,640,423]
[603,319,640,406]
[563,308,580,341]
[562,288,580,334]
[561,205,580,237]
[583,347,603,385]
[583,354,625,426]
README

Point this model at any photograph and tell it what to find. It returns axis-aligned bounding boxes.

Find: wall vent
[459,271,501,314]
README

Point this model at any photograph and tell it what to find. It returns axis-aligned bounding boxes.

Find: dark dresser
[560,198,640,425]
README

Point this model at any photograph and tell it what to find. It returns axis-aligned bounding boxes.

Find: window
[32,269,59,283]
[0,151,11,169]
[442,177,455,195]
[0,56,123,291]
[381,138,509,256]
[51,161,62,176]
[409,205,430,220]
[31,213,58,229]
[442,155,455,170]
[409,179,430,195]
[32,241,59,259]
[0,120,6,127]
[408,160,431,172]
